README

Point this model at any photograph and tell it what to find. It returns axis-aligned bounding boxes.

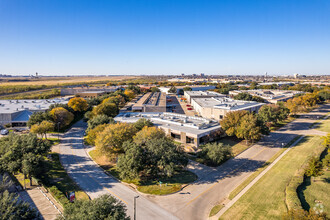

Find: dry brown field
[0,75,138,86]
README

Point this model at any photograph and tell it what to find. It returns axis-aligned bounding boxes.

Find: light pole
[134,196,139,220]
[57,122,60,141]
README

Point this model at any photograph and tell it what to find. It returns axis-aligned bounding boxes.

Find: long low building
[191,97,265,120]
[229,89,304,103]
[184,91,226,103]
[0,98,69,127]
[120,92,167,113]
[114,112,222,148]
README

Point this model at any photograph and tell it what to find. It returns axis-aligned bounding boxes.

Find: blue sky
[0,0,329,75]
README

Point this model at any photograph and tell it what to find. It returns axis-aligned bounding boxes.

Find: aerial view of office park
[0,1,329,220]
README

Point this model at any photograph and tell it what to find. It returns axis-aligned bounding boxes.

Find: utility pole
[134,196,139,220]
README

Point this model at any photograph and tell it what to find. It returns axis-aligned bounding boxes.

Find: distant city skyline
[0,0,329,75]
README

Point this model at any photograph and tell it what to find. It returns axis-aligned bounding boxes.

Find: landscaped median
[88,149,197,195]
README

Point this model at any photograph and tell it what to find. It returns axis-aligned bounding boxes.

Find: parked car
[1,129,9,135]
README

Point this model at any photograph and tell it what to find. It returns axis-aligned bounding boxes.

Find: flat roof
[192,97,264,110]
[114,112,221,136]
[0,98,69,114]
[230,89,304,100]
[77,91,106,94]
[184,91,225,97]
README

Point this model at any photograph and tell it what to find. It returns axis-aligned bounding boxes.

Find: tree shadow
[297,176,311,211]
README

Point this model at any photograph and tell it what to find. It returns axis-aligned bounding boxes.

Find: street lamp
[134,196,139,220]
[57,122,60,140]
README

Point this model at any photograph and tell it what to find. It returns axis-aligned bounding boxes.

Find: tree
[49,107,74,129]
[237,113,261,144]
[30,120,54,139]
[133,118,153,131]
[183,87,192,91]
[27,112,51,128]
[133,126,165,146]
[95,123,137,154]
[124,89,135,100]
[220,110,248,136]
[86,114,114,132]
[0,134,51,188]
[199,143,232,166]
[117,142,143,180]
[0,190,39,220]
[151,87,160,93]
[305,157,323,177]
[168,86,177,94]
[92,102,118,118]
[257,105,278,126]
[85,124,108,146]
[283,209,327,220]
[233,92,253,101]
[68,97,89,112]
[59,194,129,220]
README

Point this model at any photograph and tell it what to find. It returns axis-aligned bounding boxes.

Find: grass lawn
[89,149,197,195]
[38,153,90,204]
[220,136,325,220]
[209,204,224,217]
[300,168,330,215]
[314,118,330,133]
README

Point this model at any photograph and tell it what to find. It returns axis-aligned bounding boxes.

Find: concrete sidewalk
[18,187,62,220]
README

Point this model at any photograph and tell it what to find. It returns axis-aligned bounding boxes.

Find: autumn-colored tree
[133,126,165,146]
[92,102,118,118]
[68,97,89,112]
[236,113,261,144]
[220,110,248,136]
[95,123,137,154]
[85,124,109,146]
[124,89,135,100]
[30,120,54,139]
[49,107,74,129]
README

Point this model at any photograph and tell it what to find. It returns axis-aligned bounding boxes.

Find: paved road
[59,120,178,220]
[147,103,330,220]
[59,104,329,220]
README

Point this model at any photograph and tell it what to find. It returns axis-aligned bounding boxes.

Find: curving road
[59,104,329,220]
[59,120,178,220]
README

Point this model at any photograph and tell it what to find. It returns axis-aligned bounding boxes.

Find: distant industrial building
[0,98,69,127]
[184,91,226,103]
[60,86,120,96]
[229,89,304,104]
[120,92,167,113]
[115,112,222,147]
[190,97,264,120]
[159,85,216,95]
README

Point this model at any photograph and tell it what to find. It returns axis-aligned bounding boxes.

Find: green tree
[30,120,54,139]
[183,87,192,91]
[168,86,177,94]
[117,142,143,180]
[27,112,51,127]
[49,107,74,129]
[151,87,160,93]
[199,143,232,166]
[68,97,89,112]
[237,113,261,144]
[85,124,108,146]
[133,118,154,131]
[58,194,129,220]
[0,134,51,188]
[86,114,114,132]
[0,190,39,220]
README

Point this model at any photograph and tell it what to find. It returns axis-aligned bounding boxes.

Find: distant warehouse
[191,97,265,120]
[0,98,69,127]
[229,89,304,104]
[115,112,222,148]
